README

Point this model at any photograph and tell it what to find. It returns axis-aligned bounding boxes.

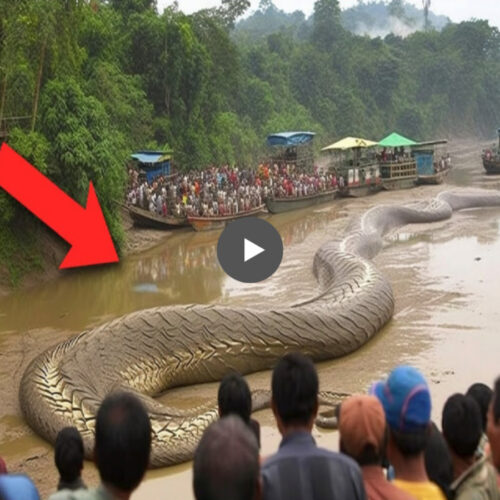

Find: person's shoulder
[393,479,446,500]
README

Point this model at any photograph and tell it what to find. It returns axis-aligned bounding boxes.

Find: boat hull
[381,178,417,191]
[129,206,188,229]
[483,158,500,175]
[338,184,382,198]
[266,189,337,214]
[417,168,450,185]
[188,205,267,232]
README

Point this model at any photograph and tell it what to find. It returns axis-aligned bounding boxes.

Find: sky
[157,0,500,29]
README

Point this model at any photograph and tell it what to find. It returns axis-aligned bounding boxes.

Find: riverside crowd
[126,164,338,218]
[2,354,500,500]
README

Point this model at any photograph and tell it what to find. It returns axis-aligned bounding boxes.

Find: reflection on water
[0,204,345,335]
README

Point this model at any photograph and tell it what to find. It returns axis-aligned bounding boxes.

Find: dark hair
[424,422,453,500]
[466,383,493,431]
[193,416,259,500]
[340,441,383,467]
[390,427,429,456]
[271,353,318,426]
[218,373,252,423]
[493,378,500,423]
[54,427,84,483]
[95,392,151,492]
[442,393,482,458]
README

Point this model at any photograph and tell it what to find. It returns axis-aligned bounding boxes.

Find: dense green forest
[0,0,499,283]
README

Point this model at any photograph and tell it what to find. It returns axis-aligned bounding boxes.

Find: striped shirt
[262,431,367,500]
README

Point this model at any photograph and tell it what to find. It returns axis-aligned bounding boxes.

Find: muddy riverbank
[1,139,500,498]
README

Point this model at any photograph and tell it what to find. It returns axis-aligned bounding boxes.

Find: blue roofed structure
[266,131,316,170]
[267,131,316,147]
[131,150,172,183]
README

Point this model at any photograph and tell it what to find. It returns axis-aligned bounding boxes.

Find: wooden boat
[482,129,500,174]
[412,141,451,185]
[188,205,267,232]
[483,156,500,175]
[266,189,337,214]
[128,205,188,229]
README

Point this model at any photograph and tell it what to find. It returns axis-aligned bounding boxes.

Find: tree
[218,0,251,28]
[40,78,127,247]
[312,0,342,49]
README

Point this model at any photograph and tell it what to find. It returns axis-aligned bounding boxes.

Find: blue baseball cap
[0,475,39,500]
[371,365,431,432]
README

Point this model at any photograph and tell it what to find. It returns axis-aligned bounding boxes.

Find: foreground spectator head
[442,393,482,460]
[372,365,431,456]
[218,373,252,423]
[487,377,500,471]
[95,392,151,495]
[218,372,261,448]
[466,383,492,432]
[54,427,85,490]
[371,367,447,499]
[424,423,453,498]
[271,353,318,433]
[339,394,386,465]
[0,475,39,500]
[193,416,260,500]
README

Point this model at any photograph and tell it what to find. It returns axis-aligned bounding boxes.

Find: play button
[217,217,283,283]
[244,239,264,263]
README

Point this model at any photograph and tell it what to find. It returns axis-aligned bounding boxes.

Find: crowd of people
[126,164,338,218]
[2,353,500,500]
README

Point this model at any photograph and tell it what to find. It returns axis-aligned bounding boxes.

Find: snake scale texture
[19,190,500,467]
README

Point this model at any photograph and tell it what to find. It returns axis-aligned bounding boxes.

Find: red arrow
[0,143,119,269]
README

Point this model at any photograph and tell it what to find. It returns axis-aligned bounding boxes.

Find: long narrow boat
[128,205,188,229]
[266,189,337,214]
[483,156,500,175]
[188,205,267,232]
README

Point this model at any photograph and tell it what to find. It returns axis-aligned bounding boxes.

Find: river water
[1,141,500,498]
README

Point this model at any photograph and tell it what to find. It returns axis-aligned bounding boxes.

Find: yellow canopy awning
[321,137,378,151]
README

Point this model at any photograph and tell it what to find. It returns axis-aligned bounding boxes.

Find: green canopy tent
[378,132,417,148]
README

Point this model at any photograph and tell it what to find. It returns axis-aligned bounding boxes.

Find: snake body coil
[19,191,500,466]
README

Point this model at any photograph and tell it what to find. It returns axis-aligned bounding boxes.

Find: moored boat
[378,133,418,190]
[483,156,500,175]
[321,137,382,198]
[129,205,188,229]
[482,129,500,175]
[266,189,337,214]
[413,140,451,185]
[188,204,267,232]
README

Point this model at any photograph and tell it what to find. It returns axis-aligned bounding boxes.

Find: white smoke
[352,16,425,38]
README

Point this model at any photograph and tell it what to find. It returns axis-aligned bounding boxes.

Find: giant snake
[19,190,500,466]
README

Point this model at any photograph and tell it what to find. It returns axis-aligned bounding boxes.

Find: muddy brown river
[1,140,500,498]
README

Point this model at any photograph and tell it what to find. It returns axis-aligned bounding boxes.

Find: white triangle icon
[244,238,265,263]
